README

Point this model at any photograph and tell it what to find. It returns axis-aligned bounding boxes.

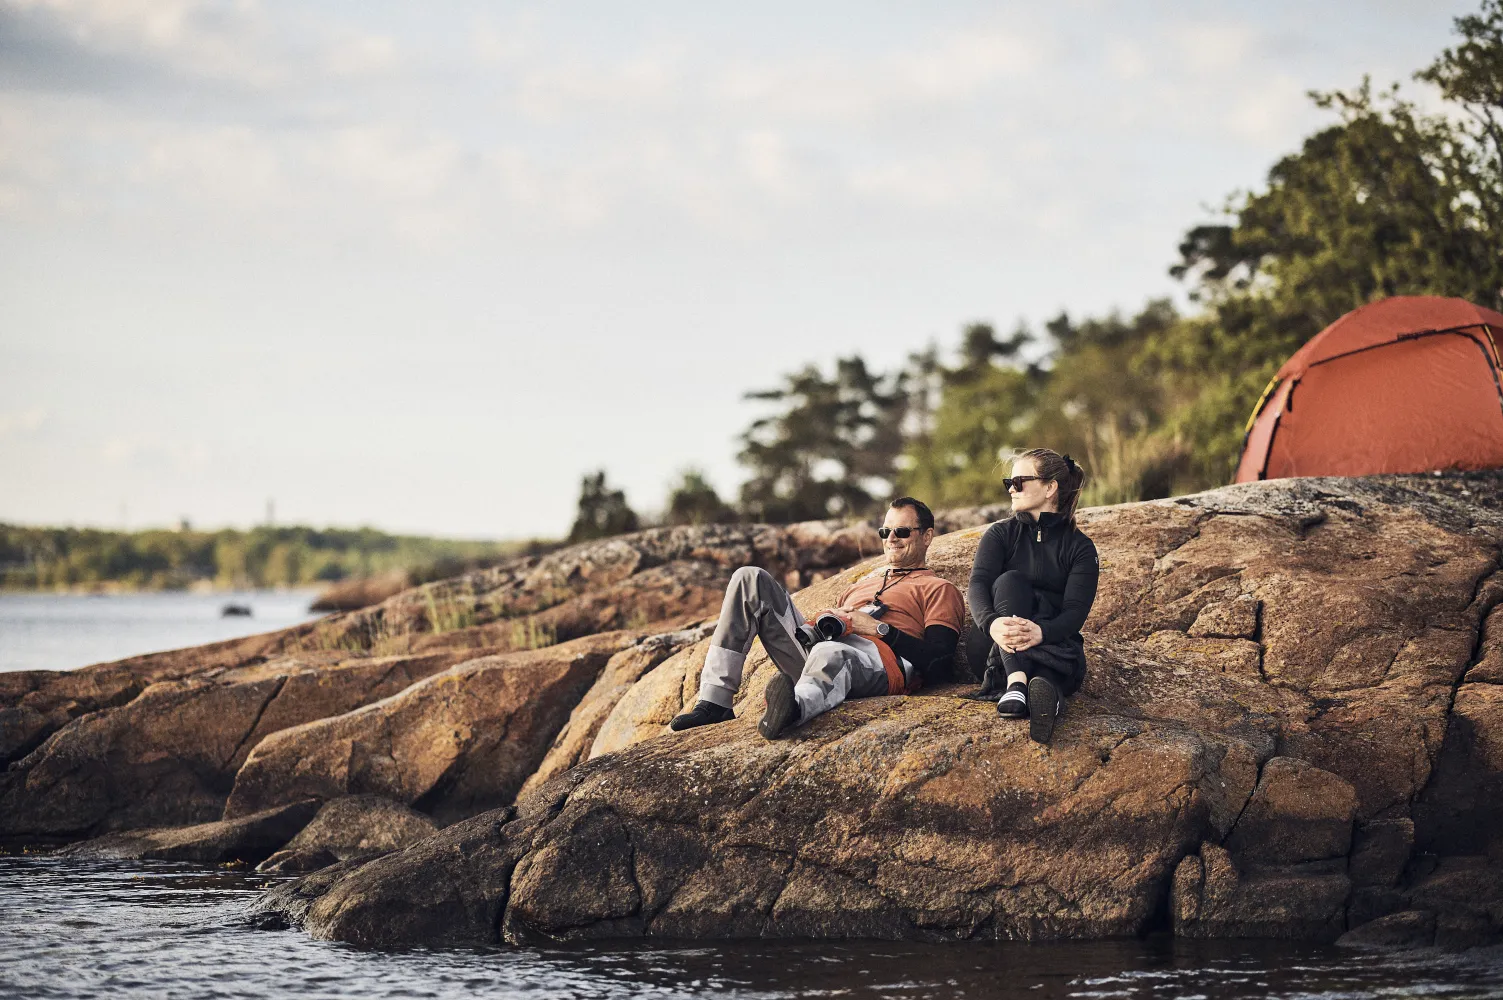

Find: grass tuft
[509,618,557,650]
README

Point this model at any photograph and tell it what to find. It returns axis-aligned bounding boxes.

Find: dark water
[4,858,1503,999]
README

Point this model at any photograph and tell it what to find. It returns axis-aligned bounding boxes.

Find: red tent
[1235,296,1503,483]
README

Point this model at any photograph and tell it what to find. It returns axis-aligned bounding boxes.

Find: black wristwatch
[875,622,892,638]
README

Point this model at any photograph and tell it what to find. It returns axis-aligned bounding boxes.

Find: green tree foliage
[741,1,1503,516]
[0,524,516,591]
[1032,303,1196,504]
[568,470,640,543]
[737,356,912,522]
[898,1,1503,506]
[899,323,1038,507]
[898,308,1193,509]
[1418,0,1503,206]
[1158,3,1503,481]
[665,469,737,526]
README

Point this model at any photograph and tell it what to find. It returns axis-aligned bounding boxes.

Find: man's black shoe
[996,681,1028,719]
[1028,676,1061,744]
[670,700,734,731]
[759,673,800,740]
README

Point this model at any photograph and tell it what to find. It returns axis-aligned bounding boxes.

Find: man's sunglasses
[878,526,924,539]
[1002,475,1045,492]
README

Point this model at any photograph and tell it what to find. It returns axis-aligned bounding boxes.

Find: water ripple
[4,858,1503,1000]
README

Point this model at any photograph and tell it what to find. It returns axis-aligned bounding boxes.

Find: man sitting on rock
[671,496,965,739]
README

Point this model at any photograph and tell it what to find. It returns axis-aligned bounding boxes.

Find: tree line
[0,524,522,591]
[572,1,1503,539]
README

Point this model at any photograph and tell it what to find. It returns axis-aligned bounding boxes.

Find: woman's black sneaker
[759,673,800,740]
[670,700,734,731]
[996,681,1029,719]
[1028,676,1061,744]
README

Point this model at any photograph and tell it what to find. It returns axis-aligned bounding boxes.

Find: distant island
[0,523,540,594]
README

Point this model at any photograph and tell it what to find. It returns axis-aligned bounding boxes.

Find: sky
[0,0,1476,539]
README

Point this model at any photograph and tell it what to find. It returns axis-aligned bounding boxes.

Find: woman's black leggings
[965,571,1072,692]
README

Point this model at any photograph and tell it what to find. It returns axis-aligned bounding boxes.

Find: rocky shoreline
[4,476,1502,953]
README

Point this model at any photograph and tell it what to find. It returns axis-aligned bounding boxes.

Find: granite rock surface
[252,475,1503,949]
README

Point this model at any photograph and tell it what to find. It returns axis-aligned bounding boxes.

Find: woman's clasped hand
[989,615,1042,653]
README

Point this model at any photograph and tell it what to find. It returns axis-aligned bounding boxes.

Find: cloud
[895,27,1044,99]
[0,2,1183,241]
[1108,40,1149,81]
[0,3,1432,251]
[738,130,797,197]
[709,27,1044,123]
[307,126,462,201]
[847,150,1001,209]
[1170,19,1258,76]
[137,125,282,205]
[0,97,63,215]
[325,34,398,78]
[0,0,287,94]
[100,433,210,469]
[1227,74,1310,144]
[516,50,684,121]
[493,21,1046,127]
[0,408,46,436]
[0,3,170,94]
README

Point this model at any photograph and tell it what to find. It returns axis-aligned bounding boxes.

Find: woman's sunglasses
[877,527,922,539]
[1001,475,1045,492]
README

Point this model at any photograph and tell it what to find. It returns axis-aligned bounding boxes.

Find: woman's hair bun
[1016,447,1087,526]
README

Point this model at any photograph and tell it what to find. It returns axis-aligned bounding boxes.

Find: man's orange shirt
[837,568,965,641]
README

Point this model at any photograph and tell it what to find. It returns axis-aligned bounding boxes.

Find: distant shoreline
[0,522,533,594]
[0,583,325,596]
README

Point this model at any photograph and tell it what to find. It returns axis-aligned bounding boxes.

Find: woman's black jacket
[967,510,1100,650]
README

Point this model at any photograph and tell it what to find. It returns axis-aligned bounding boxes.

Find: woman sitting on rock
[966,448,1099,744]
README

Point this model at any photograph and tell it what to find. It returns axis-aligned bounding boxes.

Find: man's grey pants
[698,566,892,723]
